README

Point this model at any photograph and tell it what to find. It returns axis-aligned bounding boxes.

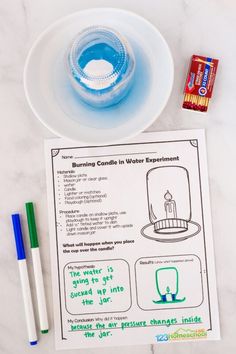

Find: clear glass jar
[66,26,136,108]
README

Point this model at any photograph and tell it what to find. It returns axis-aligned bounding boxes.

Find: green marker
[26,202,49,334]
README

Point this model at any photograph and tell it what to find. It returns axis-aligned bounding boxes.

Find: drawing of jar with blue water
[153,267,185,304]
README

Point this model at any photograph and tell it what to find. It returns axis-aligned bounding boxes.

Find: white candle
[166,293,172,302]
[164,190,177,218]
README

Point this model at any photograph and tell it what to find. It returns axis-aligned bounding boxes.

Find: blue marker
[11,214,38,346]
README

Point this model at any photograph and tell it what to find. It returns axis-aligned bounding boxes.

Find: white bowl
[24,8,174,144]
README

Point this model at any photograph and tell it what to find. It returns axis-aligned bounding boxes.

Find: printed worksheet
[45,129,220,350]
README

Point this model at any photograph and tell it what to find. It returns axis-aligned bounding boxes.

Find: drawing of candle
[165,287,173,302]
[153,267,186,304]
[141,164,201,242]
[164,190,177,219]
[146,166,191,234]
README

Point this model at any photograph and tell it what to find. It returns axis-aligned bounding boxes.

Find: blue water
[77,42,126,92]
[54,37,151,129]
[78,43,120,71]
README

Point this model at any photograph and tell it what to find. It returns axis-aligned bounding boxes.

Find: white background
[0,0,235,354]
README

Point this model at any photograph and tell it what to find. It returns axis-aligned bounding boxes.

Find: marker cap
[11,214,26,260]
[25,202,39,248]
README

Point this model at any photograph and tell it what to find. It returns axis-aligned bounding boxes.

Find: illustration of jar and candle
[141,166,201,242]
[153,267,186,304]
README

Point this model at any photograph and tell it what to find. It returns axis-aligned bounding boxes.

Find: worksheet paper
[45,129,220,350]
